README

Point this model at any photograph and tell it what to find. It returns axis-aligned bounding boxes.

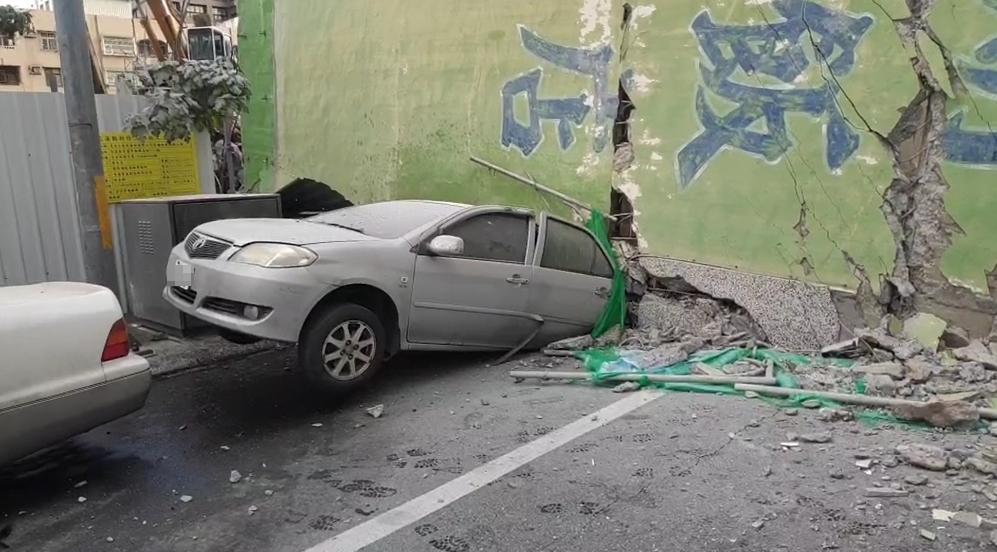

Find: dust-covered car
[164,200,614,392]
[0,282,151,466]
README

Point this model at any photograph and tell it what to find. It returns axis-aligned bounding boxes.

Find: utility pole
[54,0,115,290]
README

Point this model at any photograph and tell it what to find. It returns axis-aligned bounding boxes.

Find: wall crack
[846,0,997,336]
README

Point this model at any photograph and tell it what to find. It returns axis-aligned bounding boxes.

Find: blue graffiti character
[501,26,622,156]
[944,0,997,166]
[677,0,873,188]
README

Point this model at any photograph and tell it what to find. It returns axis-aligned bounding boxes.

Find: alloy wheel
[322,320,377,381]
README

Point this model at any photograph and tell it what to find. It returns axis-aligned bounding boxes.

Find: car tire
[218,328,262,345]
[299,303,386,394]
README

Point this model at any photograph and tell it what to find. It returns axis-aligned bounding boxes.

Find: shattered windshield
[306,201,465,239]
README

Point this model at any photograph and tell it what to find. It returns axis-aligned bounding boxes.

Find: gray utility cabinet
[117,194,282,336]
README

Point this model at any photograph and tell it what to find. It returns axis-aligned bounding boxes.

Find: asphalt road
[1,348,994,551]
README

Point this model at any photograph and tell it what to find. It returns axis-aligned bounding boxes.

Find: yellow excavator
[135,0,234,63]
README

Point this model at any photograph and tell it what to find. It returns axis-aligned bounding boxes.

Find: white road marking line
[302,390,661,552]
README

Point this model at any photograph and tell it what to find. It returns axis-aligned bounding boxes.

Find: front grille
[171,286,196,303]
[184,232,231,260]
[203,297,243,316]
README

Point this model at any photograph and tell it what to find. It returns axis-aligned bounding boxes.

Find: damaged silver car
[164,200,613,392]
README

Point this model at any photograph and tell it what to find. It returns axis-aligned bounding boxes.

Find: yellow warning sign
[99,132,200,203]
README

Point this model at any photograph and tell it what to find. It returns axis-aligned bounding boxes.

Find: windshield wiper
[316,221,366,235]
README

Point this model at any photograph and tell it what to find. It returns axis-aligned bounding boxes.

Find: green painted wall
[240,0,997,295]
[237,0,276,191]
[260,0,624,214]
[622,0,997,294]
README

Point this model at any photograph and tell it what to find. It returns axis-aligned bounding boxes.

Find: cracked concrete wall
[622,0,997,344]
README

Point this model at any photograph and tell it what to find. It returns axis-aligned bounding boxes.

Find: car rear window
[307,202,463,239]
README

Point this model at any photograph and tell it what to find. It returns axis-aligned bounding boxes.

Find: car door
[407,210,539,349]
[527,213,615,344]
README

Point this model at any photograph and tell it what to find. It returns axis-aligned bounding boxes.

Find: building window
[212,6,233,21]
[43,67,62,88]
[105,70,138,88]
[187,3,207,14]
[101,36,135,56]
[39,31,58,51]
[137,39,168,57]
[0,66,21,85]
[0,35,15,49]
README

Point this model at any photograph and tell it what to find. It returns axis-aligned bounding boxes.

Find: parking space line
[302,390,661,552]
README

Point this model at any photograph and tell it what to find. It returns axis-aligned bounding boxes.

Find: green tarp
[586,210,626,338]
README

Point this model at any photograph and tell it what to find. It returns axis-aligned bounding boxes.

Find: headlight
[229,243,317,268]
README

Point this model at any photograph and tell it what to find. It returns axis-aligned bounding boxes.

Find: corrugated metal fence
[0,92,145,286]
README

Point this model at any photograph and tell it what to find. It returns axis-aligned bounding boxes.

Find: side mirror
[428,235,464,256]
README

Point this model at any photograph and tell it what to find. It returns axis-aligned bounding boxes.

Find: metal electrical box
[117,194,281,335]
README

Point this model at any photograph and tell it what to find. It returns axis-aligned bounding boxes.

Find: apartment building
[171,0,237,24]
[0,0,237,93]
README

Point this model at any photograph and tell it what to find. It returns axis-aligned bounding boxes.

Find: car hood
[0,281,109,308]
[195,218,376,246]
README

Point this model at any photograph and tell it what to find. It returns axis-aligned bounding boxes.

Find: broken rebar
[734,383,997,421]
[509,371,777,386]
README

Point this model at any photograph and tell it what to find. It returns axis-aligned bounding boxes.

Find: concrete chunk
[895,443,949,471]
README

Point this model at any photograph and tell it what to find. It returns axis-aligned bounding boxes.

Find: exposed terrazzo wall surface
[639,257,840,351]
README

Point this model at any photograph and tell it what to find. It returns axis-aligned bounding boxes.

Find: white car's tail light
[101,318,130,362]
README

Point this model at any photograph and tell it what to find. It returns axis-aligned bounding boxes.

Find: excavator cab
[185,26,234,61]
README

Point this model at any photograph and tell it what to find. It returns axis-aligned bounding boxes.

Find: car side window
[540,219,614,278]
[444,213,530,264]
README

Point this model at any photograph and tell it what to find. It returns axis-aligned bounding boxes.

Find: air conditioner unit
[28,65,42,75]
[116,193,282,336]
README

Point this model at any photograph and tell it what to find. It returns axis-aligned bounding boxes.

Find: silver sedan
[164,200,614,393]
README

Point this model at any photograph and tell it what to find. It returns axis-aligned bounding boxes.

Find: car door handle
[594,286,609,298]
[506,275,529,285]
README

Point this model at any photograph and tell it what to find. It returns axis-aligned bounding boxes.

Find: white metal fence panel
[0,93,143,286]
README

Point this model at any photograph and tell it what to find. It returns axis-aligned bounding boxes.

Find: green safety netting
[586,210,626,339]
[573,345,943,429]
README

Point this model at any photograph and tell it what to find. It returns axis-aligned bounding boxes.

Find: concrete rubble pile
[534,278,997,429]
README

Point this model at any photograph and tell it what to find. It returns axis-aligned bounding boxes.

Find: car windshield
[306,201,464,239]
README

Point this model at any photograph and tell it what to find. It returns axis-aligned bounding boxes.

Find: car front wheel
[299,303,386,393]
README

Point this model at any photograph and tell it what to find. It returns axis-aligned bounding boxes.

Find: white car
[0,282,152,466]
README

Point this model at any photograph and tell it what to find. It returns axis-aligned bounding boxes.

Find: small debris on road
[802,399,821,409]
[920,529,936,541]
[248,506,258,515]
[77,497,86,503]
[178,425,187,431]
[865,488,908,498]
[784,408,798,416]
[180,495,193,503]
[366,404,384,419]
[220,446,230,451]
[800,432,832,444]
[74,481,87,489]
[229,470,242,484]
[311,423,323,428]
[264,490,274,496]
[751,518,765,530]
[855,459,873,469]
[932,509,955,522]
[612,381,641,393]
[106,537,114,543]
[896,443,949,471]
[904,474,929,486]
